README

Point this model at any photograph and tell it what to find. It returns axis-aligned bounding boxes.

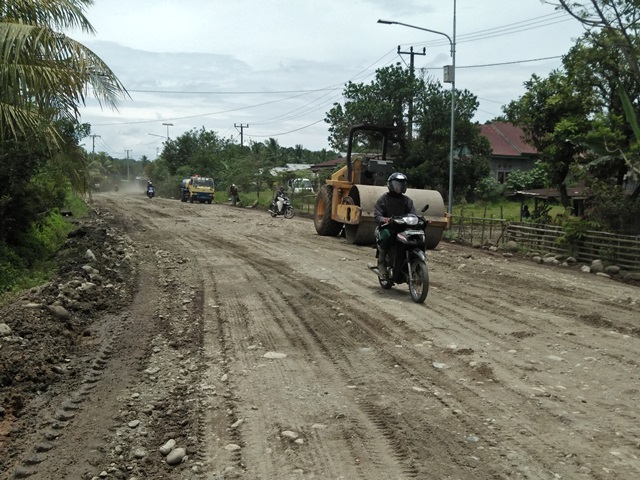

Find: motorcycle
[368,209,430,303]
[268,195,295,219]
[146,185,155,198]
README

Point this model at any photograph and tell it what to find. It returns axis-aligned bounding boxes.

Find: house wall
[491,156,537,183]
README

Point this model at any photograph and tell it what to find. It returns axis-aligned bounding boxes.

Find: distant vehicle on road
[292,178,314,194]
[181,175,215,204]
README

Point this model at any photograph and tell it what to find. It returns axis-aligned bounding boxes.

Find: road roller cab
[313,123,450,248]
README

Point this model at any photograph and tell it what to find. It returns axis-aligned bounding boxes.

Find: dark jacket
[374,192,416,226]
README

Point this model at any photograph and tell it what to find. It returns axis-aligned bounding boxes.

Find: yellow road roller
[313,124,450,249]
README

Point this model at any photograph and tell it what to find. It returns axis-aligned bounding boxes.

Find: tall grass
[0,193,88,299]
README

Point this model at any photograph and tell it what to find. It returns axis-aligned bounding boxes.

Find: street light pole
[378,3,457,215]
[162,122,173,140]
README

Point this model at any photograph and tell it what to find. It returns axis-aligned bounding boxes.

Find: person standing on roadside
[229,184,239,206]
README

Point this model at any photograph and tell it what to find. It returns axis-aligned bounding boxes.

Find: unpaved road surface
[2,191,640,480]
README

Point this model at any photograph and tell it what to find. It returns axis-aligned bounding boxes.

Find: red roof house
[479,122,539,183]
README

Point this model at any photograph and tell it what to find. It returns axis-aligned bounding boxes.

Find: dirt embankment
[2,191,640,480]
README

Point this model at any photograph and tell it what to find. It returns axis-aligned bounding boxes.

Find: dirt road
[2,191,640,480]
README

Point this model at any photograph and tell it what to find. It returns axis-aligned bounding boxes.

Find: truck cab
[292,178,314,194]
[181,175,215,204]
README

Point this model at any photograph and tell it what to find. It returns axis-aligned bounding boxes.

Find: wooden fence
[449,213,509,246]
[506,222,640,271]
[298,198,640,271]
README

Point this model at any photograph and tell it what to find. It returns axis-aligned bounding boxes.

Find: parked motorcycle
[146,185,155,198]
[368,209,430,303]
[268,196,295,219]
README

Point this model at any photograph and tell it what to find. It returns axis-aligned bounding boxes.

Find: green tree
[503,71,594,206]
[551,1,640,201]
[325,66,490,202]
[0,0,127,147]
[87,152,118,187]
[160,127,230,176]
[407,80,492,201]
[551,1,640,83]
[325,64,417,151]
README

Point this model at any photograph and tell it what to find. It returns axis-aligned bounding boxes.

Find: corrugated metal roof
[480,122,538,157]
[309,157,345,170]
[509,187,590,199]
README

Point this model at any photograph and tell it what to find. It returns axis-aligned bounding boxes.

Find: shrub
[474,177,504,202]
[584,181,640,234]
[0,193,84,296]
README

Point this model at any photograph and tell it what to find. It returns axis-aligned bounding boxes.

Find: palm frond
[1,0,96,33]
[0,6,128,147]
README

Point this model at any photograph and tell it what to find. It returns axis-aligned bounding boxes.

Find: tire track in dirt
[103,196,640,478]
[145,204,580,476]
[175,233,412,479]
[186,231,511,479]
[390,261,640,478]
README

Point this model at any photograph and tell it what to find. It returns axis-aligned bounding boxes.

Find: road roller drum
[312,123,450,250]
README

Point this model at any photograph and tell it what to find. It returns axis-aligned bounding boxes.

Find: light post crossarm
[377,19,453,55]
[162,122,173,140]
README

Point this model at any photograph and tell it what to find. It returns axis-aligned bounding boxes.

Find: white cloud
[69,0,587,159]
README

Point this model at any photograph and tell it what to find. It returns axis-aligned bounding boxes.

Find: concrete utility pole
[125,150,132,180]
[397,45,426,143]
[378,4,457,215]
[234,123,249,147]
[162,123,173,140]
[89,134,101,154]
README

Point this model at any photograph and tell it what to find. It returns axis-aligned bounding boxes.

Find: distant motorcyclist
[373,172,416,277]
[274,186,286,214]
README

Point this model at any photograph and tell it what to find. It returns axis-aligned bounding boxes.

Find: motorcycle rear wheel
[284,207,295,219]
[409,259,429,303]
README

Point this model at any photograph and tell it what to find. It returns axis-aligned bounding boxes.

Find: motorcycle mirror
[421,204,430,213]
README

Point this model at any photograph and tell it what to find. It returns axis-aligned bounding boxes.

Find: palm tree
[0,0,128,147]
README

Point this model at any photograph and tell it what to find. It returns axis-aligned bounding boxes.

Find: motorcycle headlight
[403,215,419,226]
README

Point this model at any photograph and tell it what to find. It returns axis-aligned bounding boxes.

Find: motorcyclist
[373,172,416,277]
[274,186,286,214]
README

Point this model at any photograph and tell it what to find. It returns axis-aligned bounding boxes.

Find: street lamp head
[376,18,453,53]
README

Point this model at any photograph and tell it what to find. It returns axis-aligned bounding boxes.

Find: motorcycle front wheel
[284,207,295,219]
[408,259,429,303]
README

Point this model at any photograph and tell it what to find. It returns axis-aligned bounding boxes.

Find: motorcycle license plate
[404,229,424,236]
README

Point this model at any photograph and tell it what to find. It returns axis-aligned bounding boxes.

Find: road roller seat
[359,157,395,186]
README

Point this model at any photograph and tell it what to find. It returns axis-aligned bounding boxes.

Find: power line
[417,55,563,72]
[84,12,581,142]
[246,118,327,139]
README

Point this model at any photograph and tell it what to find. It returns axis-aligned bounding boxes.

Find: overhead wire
[89,11,579,145]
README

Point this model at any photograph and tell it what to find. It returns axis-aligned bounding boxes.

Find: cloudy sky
[69,0,587,160]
